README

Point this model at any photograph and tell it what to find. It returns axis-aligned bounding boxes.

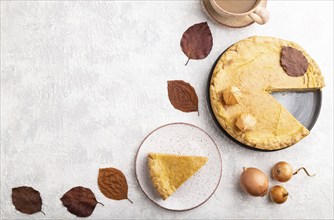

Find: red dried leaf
[12,186,44,215]
[60,186,103,217]
[180,22,213,65]
[167,80,198,113]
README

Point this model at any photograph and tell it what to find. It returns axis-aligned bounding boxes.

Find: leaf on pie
[98,168,132,203]
[12,186,45,215]
[60,186,103,217]
[280,46,308,77]
[167,80,198,113]
[180,22,213,65]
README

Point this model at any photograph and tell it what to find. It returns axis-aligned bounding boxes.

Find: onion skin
[271,161,293,182]
[240,167,269,197]
[270,185,289,204]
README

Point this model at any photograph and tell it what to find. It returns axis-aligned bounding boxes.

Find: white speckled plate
[135,122,222,211]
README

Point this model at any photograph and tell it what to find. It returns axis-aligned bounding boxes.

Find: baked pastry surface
[210,36,325,150]
[148,153,208,200]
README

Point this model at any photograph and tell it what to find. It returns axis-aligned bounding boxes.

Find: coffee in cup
[214,0,258,14]
[208,0,270,25]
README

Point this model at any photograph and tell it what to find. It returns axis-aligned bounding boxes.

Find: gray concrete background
[1,1,333,219]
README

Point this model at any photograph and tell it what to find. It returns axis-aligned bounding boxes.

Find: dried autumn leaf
[98,168,133,203]
[12,186,45,215]
[167,80,198,113]
[60,186,103,217]
[180,22,213,65]
[280,46,308,77]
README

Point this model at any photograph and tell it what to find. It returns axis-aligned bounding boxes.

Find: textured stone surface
[1,1,333,219]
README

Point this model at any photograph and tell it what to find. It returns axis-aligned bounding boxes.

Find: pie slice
[148,153,208,200]
[210,36,325,150]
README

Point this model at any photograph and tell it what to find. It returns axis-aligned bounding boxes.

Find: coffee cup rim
[211,0,261,16]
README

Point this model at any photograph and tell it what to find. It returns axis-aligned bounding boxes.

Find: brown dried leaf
[98,168,132,203]
[280,46,308,77]
[60,186,103,217]
[180,22,213,65]
[167,80,198,113]
[12,186,44,215]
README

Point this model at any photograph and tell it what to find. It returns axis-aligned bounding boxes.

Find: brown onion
[270,185,289,204]
[271,161,315,182]
[240,167,269,197]
[271,161,293,182]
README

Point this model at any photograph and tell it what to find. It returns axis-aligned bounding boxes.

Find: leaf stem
[293,167,316,177]
[40,210,46,215]
[185,58,190,66]
[97,201,104,206]
[127,198,133,204]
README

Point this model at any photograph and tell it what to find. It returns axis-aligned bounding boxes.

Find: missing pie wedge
[148,153,208,200]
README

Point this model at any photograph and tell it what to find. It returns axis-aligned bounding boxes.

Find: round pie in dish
[209,36,325,150]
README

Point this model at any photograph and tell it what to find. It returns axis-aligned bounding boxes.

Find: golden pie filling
[210,36,325,150]
[148,153,208,200]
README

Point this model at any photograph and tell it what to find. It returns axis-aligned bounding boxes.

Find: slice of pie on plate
[148,153,208,200]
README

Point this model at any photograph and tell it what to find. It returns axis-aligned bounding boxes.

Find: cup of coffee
[208,0,269,25]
